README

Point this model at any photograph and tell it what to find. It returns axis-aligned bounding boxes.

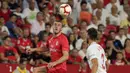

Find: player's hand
[47,62,57,69]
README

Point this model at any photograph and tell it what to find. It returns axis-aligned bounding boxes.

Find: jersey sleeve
[86,46,98,61]
[60,35,69,52]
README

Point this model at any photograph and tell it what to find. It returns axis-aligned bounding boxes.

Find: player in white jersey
[86,28,109,73]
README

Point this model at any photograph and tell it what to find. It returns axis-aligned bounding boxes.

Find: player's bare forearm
[91,58,98,73]
[106,60,110,72]
[55,51,69,65]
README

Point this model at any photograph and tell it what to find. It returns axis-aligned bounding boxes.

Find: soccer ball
[59,4,72,16]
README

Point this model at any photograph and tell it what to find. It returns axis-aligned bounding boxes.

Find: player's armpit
[91,58,98,73]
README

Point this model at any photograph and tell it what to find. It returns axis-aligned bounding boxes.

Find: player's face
[53,22,62,34]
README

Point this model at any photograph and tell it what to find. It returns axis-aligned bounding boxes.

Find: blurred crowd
[0,0,130,67]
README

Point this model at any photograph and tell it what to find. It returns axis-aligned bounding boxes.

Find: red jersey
[47,33,69,71]
[37,41,47,48]
[47,2,54,15]
[0,46,18,60]
[0,9,11,23]
[68,56,82,63]
[17,37,32,53]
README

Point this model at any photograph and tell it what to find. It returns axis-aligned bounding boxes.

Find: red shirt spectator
[47,2,54,15]
[0,46,18,61]
[0,9,11,23]
[17,37,32,53]
[68,49,82,64]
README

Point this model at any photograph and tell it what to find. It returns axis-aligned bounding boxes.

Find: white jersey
[86,42,107,73]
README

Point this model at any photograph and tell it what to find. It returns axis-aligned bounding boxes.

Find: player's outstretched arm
[91,58,98,73]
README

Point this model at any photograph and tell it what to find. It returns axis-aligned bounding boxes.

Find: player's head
[53,14,63,34]
[87,28,98,41]
[19,58,28,70]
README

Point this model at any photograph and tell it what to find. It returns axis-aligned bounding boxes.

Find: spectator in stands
[109,30,123,50]
[0,16,10,38]
[97,31,106,49]
[87,15,98,30]
[31,12,45,35]
[76,30,87,50]
[123,38,130,63]
[38,23,52,40]
[112,52,125,65]
[123,26,130,38]
[17,28,32,55]
[72,26,79,40]
[78,41,88,60]
[115,28,127,46]
[109,5,120,26]
[13,58,30,73]
[93,0,109,26]
[22,0,39,24]
[8,0,18,11]
[105,38,119,60]
[5,14,22,38]
[98,24,105,34]
[105,0,121,13]
[0,1,11,22]
[80,21,87,30]
[120,12,130,28]
[119,4,130,21]
[14,6,25,19]
[41,6,50,23]
[22,0,39,10]
[68,33,76,50]
[79,1,92,24]
[47,0,56,15]
[67,17,74,28]
[0,36,19,63]
[68,49,83,64]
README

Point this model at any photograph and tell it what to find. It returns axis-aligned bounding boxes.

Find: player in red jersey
[29,14,69,73]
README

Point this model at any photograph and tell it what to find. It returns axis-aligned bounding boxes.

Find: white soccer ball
[59,4,72,16]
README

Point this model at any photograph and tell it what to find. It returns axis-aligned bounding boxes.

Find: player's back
[86,42,107,73]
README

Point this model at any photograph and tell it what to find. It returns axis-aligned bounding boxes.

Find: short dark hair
[80,1,87,6]
[19,58,27,64]
[87,28,98,40]
[45,23,51,27]
[2,36,10,41]
[9,13,17,18]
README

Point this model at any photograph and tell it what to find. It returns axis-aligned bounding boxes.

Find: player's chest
[48,38,61,52]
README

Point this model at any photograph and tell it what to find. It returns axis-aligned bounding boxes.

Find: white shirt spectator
[93,8,109,26]
[78,50,86,59]
[119,10,128,21]
[62,25,72,36]
[23,8,39,23]
[14,12,25,19]
[76,38,84,50]
[109,14,120,26]
[74,0,93,15]
[22,0,39,9]
[1,26,10,35]
[31,20,45,35]
[87,22,98,30]
[105,2,121,13]
[115,35,127,46]
[86,42,107,73]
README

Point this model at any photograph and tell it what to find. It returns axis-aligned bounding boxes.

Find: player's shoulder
[87,43,99,51]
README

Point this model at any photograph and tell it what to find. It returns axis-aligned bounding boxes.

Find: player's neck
[53,32,61,37]
[88,40,95,45]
